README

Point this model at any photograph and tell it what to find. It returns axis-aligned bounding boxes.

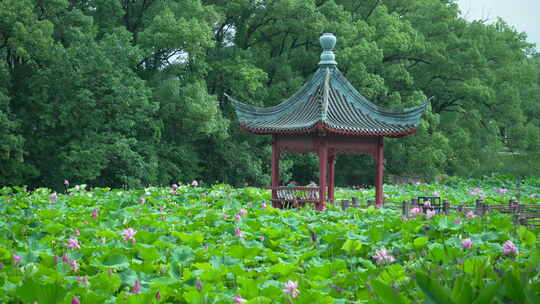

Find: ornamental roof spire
[319,33,337,66]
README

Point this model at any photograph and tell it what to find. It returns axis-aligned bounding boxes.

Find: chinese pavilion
[228,33,428,210]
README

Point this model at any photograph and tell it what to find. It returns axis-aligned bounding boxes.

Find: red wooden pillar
[328,154,335,203]
[375,136,384,207]
[318,138,328,210]
[271,135,280,208]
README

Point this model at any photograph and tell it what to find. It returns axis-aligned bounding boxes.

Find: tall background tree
[0,0,538,189]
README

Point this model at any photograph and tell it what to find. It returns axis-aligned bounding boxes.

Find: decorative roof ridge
[330,68,430,126]
[224,69,322,114]
[320,67,331,123]
[227,68,326,122]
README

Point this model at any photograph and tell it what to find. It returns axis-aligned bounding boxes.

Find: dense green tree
[0,0,538,189]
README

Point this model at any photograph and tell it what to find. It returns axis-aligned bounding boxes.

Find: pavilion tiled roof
[228,33,428,137]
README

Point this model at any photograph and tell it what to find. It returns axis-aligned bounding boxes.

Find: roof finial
[319,33,337,66]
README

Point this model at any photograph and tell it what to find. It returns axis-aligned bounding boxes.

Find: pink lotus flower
[502,240,519,255]
[433,191,440,196]
[191,180,198,187]
[156,290,161,300]
[66,238,81,249]
[465,211,476,218]
[235,228,244,238]
[123,228,137,243]
[235,214,241,221]
[74,229,80,236]
[426,210,436,219]
[372,248,395,265]
[169,189,177,195]
[130,280,141,294]
[62,254,69,263]
[12,254,21,263]
[172,184,178,189]
[410,207,423,216]
[283,280,300,298]
[71,296,80,304]
[454,218,462,224]
[261,202,267,208]
[76,276,89,285]
[461,238,473,249]
[196,280,203,291]
[91,209,99,218]
[469,188,485,197]
[495,187,508,194]
[49,192,58,203]
[70,259,79,271]
[222,213,229,219]
[139,197,145,204]
[159,206,165,213]
[53,255,59,263]
[234,294,247,303]
[423,200,431,208]
[64,180,70,186]
[239,208,248,215]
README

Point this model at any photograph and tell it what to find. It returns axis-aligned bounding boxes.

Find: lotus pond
[0,179,539,303]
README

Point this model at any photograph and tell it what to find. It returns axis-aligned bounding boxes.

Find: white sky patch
[455,0,540,51]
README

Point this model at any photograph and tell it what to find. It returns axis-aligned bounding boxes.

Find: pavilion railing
[266,186,320,203]
[338,197,540,228]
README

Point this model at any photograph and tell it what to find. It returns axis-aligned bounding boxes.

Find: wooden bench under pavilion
[228,33,428,210]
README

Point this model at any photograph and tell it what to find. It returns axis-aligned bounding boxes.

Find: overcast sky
[455,0,540,50]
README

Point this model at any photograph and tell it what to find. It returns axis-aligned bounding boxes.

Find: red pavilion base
[270,133,384,210]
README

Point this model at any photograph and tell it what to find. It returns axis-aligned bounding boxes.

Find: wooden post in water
[442,199,449,215]
[402,200,409,216]
[512,201,521,225]
[481,201,488,215]
[411,198,418,209]
[341,199,350,211]
[475,199,482,216]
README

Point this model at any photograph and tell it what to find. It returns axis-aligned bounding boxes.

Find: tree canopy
[0,0,539,189]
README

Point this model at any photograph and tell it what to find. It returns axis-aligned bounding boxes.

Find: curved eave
[226,68,325,122]
[228,67,429,137]
[331,68,430,126]
[239,122,417,138]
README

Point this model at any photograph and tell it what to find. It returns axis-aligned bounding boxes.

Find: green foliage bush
[0,182,538,303]
[0,0,539,188]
